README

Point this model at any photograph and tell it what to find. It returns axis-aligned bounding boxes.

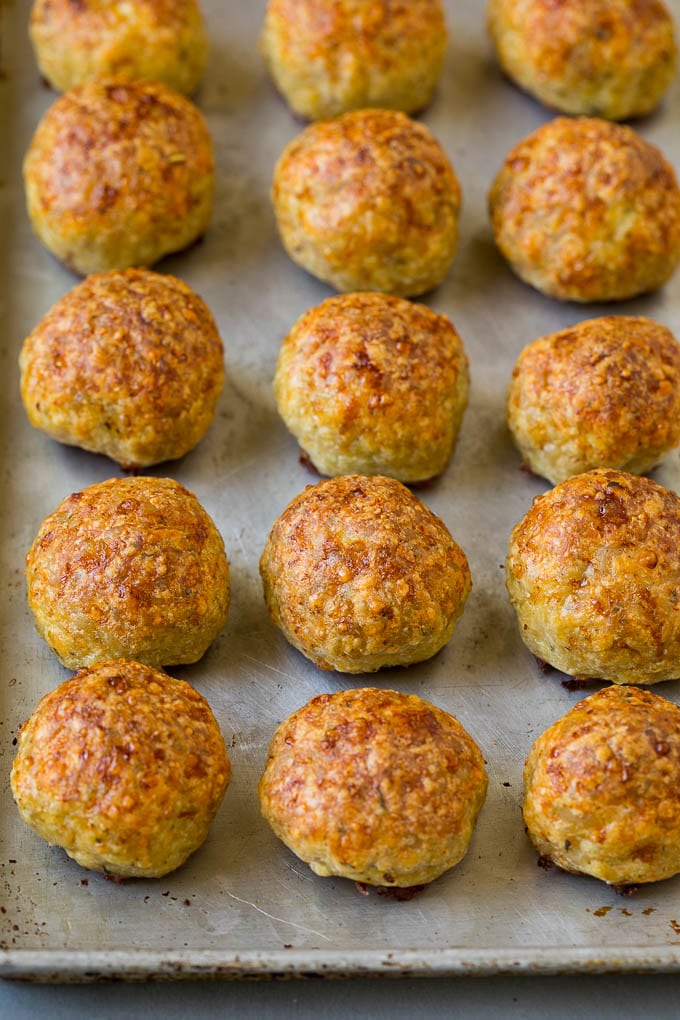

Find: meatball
[524,685,680,886]
[259,687,487,888]
[261,0,447,120]
[274,292,469,482]
[26,476,230,669]
[272,108,461,297]
[506,469,680,685]
[11,659,230,879]
[488,117,680,302]
[487,0,677,121]
[20,268,224,469]
[29,0,208,95]
[260,474,471,673]
[24,79,214,275]
[506,316,680,484]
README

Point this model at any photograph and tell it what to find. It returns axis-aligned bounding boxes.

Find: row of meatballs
[29,0,679,123]
[20,468,680,687]
[12,468,680,894]
[14,664,680,893]
[19,267,680,486]
[22,79,680,302]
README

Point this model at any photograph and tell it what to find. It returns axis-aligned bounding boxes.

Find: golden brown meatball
[261,0,447,120]
[11,659,230,879]
[273,292,469,482]
[506,469,680,685]
[30,0,208,95]
[20,269,224,470]
[259,687,488,888]
[506,316,680,485]
[524,685,680,886]
[487,0,677,120]
[272,109,461,297]
[488,117,680,302]
[260,474,471,673]
[26,476,230,669]
[24,79,214,275]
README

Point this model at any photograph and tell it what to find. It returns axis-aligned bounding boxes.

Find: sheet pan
[2,0,680,981]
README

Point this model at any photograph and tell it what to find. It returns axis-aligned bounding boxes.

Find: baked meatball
[30,0,208,96]
[524,685,680,886]
[20,269,224,470]
[506,469,680,685]
[487,0,677,121]
[259,687,488,888]
[506,316,680,485]
[273,292,469,482]
[11,660,230,879]
[24,79,214,275]
[261,0,447,121]
[260,474,471,673]
[26,476,230,669]
[272,109,461,297]
[488,117,680,302]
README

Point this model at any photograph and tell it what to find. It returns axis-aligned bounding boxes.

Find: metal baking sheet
[2,0,680,982]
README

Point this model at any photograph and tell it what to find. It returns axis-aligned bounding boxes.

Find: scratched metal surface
[2,0,680,981]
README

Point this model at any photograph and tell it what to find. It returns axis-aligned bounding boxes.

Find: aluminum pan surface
[2,0,680,982]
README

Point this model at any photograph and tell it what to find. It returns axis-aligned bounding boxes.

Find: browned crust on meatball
[272,109,461,297]
[506,469,680,684]
[30,0,208,95]
[524,685,680,885]
[23,79,214,275]
[26,476,230,669]
[487,0,678,120]
[11,659,230,878]
[488,117,680,302]
[274,292,469,482]
[506,316,680,484]
[20,268,225,469]
[261,0,447,120]
[259,687,488,887]
[259,474,471,673]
